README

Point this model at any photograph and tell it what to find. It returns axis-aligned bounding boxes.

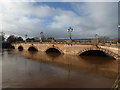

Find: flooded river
[1,49,118,88]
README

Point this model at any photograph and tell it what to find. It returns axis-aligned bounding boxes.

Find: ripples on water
[1,49,118,88]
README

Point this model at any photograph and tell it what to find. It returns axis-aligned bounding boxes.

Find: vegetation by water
[2,42,14,49]
[0,34,23,49]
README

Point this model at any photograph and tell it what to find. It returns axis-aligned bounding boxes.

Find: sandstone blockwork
[12,43,120,60]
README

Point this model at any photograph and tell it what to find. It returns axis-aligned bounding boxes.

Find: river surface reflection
[1,49,118,88]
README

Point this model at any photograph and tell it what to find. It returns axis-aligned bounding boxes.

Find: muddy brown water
[1,49,118,88]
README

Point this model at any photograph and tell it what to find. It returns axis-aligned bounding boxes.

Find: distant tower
[40,32,46,41]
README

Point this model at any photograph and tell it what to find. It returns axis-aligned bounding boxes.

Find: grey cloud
[1,2,118,39]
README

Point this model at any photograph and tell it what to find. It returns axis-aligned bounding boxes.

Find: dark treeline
[1,34,42,49]
[1,35,23,49]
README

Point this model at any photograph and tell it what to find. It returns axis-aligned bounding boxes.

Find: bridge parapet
[13,41,120,47]
[12,42,120,60]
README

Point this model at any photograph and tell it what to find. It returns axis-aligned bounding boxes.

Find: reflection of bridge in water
[12,39,120,60]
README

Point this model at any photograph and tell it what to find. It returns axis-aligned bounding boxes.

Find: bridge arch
[18,46,24,51]
[77,47,117,60]
[28,46,38,51]
[45,46,64,54]
[11,45,15,49]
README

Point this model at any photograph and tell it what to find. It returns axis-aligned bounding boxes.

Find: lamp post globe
[67,27,73,40]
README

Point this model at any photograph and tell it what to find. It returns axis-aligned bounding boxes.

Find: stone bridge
[12,42,120,60]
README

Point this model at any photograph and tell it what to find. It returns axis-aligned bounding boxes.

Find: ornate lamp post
[67,27,73,46]
[40,32,43,39]
[25,34,27,43]
[40,32,43,42]
[25,34,27,39]
[67,27,73,40]
[94,34,99,47]
[95,34,98,39]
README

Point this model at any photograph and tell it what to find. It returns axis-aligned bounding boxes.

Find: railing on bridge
[13,38,120,47]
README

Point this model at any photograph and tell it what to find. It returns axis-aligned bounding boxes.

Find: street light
[25,34,28,39]
[67,27,73,40]
[94,34,99,47]
[25,34,27,43]
[40,32,43,40]
[95,34,98,39]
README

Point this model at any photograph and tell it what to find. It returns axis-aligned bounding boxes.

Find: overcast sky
[0,1,118,39]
